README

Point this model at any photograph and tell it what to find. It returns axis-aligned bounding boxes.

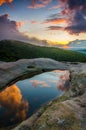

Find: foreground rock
[0,58,67,91]
[0,58,86,130]
[12,60,86,130]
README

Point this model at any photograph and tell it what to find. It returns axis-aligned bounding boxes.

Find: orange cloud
[0,0,13,6]
[16,21,24,28]
[0,84,29,124]
[43,18,68,24]
[63,45,69,49]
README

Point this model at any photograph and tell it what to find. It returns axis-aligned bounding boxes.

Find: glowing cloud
[0,84,29,123]
[43,18,67,24]
[0,0,13,6]
[16,21,24,28]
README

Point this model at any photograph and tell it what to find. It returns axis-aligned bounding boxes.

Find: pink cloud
[28,0,52,9]
[58,0,86,34]
[30,80,49,88]
[16,21,24,28]
[31,20,37,24]
[49,4,61,10]
[57,70,70,91]
[40,0,52,5]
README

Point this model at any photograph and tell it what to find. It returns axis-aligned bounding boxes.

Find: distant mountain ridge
[68,40,86,50]
[66,40,86,54]
[0,40,86,62]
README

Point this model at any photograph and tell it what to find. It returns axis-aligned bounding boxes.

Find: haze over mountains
[66,40,86,54]
[68,40,86,49]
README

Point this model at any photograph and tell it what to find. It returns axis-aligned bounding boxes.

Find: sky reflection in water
[0,70,70,127]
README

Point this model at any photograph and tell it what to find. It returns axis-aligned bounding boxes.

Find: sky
[0,0,86,45]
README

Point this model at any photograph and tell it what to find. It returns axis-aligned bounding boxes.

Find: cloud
[48,26,64,30]
[47,0,86,35]
[28,0,52,9]
[40,0,52,5]
[0,0,13,6]
[30,80,49,88]
[0,84,29,124]
[65,11,86,34]
[0,14,30,41]
[28,3,45,9]
[0,14,51,46]
[43,18,67,24]
[61,0,86,12]
[59,0,86,34]
[23,36,49,46]
[49,4,61,10]
[43,11,68,25]
[31,20,37,24]
[16,21,24,28]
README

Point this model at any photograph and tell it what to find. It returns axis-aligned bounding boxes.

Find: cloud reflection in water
[0,84,29,126]
[30,80,50,88]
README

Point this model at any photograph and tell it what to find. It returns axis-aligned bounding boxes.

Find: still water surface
[0,70,70,127]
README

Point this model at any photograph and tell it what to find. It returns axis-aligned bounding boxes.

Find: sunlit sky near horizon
[0,0,86,45]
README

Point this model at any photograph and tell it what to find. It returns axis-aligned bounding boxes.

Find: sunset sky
[0,0,86,45]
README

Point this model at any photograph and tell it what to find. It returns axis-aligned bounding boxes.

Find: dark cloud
[66,0,86,12]
[48,13,64,19]
[65,11,86,34]
[59,0,86,34]
[47,0,86,34]
[48,26,64,30]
